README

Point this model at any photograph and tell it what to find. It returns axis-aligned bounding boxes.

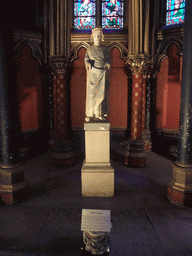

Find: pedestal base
[111,149,129,166]
[167,162,192,207]
[0,164,28,205]
[81,162,114,197]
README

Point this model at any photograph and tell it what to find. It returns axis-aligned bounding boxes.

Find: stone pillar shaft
[49,1,74,167]
[0,27,19,167]
[177,0,192,166]
[168,0,192,206]
[142,75,146,131]
[0,23,27,204]
[145,74,151,131]
[49,0,71,139]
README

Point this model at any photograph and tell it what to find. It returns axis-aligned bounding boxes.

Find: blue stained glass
[74,0,96,30]
[102,0,124,29]
[166,0,185,26]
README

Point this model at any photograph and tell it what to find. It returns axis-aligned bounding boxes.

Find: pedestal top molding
[84,123,110,131]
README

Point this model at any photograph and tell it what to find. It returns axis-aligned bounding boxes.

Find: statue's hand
[104,63,110,70]
[86,63,92,70]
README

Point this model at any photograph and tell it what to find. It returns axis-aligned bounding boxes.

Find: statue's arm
[84,50,92,70]
[104,48,111,70]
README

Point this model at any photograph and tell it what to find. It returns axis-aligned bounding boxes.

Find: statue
[84,28,111,122]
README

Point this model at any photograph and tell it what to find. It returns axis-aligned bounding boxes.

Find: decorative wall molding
[13,29,43,66]
[153,37,183,69]
[71,41,128,63]
[71,32,128,45]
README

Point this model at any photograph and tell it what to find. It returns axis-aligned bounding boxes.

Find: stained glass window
[166,0,185,26]
[74,0,96,30]
[102,0,124,30]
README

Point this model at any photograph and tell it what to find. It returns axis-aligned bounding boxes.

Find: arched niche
[15,44,43,131]
[155,40,182,130]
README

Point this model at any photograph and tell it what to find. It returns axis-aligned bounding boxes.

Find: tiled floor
[0,152,192,256]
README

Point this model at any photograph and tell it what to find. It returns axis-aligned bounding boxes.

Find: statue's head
[91,28,104,45]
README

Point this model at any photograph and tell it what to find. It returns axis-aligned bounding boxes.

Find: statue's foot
[95,116,103,120]
[85,117,90,122]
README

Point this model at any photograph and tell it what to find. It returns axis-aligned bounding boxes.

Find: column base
[111,139,130,166]
[81,161,114,197]
[129,140,146,168]
[111,149,129,166]
[167,162,192,207]
[143,141,152,152]
[129,153,146,167]
[0,164,28,205]
[52,139,75,167]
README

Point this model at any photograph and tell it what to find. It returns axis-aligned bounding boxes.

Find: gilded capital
[50,55,71,75]
[127,55,151,74]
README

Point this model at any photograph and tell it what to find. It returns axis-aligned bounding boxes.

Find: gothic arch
[108,42,128,63]
[14,39,44,66]
[70,42,90,63]
[154,37,183,70]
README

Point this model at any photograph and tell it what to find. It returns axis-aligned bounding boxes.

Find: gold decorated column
[127,0,151,167]
[49,0,74,167]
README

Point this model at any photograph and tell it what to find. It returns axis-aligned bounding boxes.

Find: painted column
[131,72,143,141]
[49,0,74,166]
[50,56,71,140]
[142,72,152,152]
[168,0,192,206]
[127,56,150,167]
[0,24,28,204]
[126,0,151,167]
[142,74,146,132]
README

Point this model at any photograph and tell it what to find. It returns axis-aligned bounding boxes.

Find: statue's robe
[85,45,110,119]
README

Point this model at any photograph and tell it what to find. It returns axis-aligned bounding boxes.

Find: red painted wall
[156,44,182,130]
[70,48,86,128]
[16,45,42,131]
[70,47,128,129]
[156,57,169,129]
[109,47,128,128]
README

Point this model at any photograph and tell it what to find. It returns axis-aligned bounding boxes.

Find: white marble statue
[84,28,111,122]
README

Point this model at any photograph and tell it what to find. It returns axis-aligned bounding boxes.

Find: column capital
[49,55,71,75]
[127,55,151,74]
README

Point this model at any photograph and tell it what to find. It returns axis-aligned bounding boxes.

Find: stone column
[126,0,151,167]
[168,0,192,206]
[127,56,150,167]
[49,0,75,166]
[0,25,28,205]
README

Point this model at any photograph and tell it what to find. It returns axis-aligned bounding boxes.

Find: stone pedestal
[81,123,114,197]
[168,162,192,207]
[0,164,28,205]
